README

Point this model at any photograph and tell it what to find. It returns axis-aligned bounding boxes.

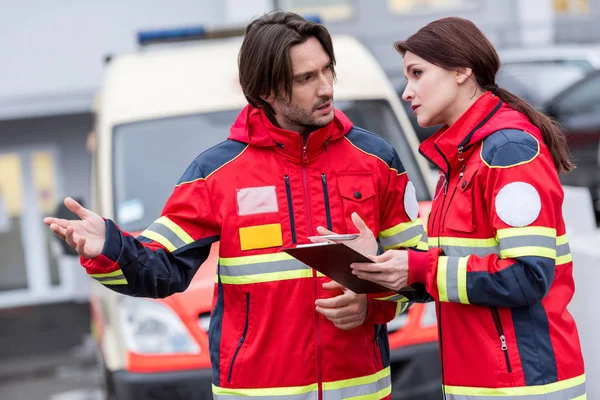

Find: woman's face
[401,51,462,128]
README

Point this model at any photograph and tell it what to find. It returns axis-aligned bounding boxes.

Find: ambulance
[88,23,441,400]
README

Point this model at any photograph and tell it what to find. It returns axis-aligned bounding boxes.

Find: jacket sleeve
[365,149,429,324]
[408,140,562,308]
[80,160,220,298]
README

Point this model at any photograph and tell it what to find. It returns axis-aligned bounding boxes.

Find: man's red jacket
[82,105,425,398]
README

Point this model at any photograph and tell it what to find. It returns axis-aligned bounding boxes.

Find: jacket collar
[419,92,503,175]
[229,105,353,164]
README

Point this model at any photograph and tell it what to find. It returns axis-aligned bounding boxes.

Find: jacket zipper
[490,307,512,373]
[321,174,332,231]
[437,302,447,399]
[303,146,323,400]
[228,293,250,383]
[440,164,466,230]
[284,176,297,244]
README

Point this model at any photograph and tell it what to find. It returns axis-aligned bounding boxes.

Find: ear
[455,67,473,85]
[260,91,276,107]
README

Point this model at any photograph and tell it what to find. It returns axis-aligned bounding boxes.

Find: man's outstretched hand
[43,197,106,259]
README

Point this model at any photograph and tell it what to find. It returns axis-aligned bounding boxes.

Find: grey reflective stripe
[93,274,126,283]
[444,381,586,400]
[439,245,500,258]
[324,374,391,400]
[387,294,408,302]
[142,222,187,249]
[557,242,571,257]
[220,259,310,277]
[214,392,317,400]
[445,257,461,303]
[499,235,556,252]
[380,224,424,248]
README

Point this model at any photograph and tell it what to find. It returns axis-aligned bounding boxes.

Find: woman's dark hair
[238,10,336,120]
[394,17,573,173]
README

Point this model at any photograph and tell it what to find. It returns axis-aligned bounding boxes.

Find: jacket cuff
[408,249,429,285]
[80,219,123,275]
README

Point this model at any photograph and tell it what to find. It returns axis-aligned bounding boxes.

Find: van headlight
[117,296,200,355]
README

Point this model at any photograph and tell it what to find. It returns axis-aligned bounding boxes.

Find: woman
[347,17,585,399]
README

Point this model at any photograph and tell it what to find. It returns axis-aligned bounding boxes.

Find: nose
[402,83,414,102]
[317,74,334,99]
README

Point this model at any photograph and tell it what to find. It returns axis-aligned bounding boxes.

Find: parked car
[544,69,600,224]
[87,25,441,400]
[496,45,600,109]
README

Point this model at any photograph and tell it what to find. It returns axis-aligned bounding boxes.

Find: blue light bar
[137,26,206,46]
[303,14,322,24]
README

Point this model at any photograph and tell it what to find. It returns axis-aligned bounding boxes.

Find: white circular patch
[404,181,419,221]
[495,182,541,227]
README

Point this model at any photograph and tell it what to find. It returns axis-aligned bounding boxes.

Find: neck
[269,113,316,142]
[446,89,485,126]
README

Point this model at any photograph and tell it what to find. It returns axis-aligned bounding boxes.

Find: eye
[413,69,422,78]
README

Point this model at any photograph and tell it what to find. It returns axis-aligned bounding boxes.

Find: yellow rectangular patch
[239,223,283,251]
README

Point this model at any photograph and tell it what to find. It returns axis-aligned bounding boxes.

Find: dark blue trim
[375,324,391,368]
[102,219,123,262]
[118,234,219,298]
[511,304,558,385]
[466,256,555,307]
[481,129,538,167]
[209,272,225,386]
[346,127,406,173]
[178,140,247,184]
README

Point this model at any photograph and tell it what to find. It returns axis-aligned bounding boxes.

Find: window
[554,0,589,14]
[112,101,430,231]
[552,73,600,117]
[280,0,354,21]
[388,0,480,14]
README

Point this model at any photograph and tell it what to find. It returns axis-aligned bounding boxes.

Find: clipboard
[283,242,392,294]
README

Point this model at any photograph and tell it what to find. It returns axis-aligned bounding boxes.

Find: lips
[316,101,331,110]
[411,105,420,112]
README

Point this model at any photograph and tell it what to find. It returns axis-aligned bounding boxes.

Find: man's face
[268,37,335,135]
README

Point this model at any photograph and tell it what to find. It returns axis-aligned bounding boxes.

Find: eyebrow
[293,61,332,80]
[404,63,421,79]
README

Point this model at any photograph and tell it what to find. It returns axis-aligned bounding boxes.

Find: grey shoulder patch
[481,129,539,167]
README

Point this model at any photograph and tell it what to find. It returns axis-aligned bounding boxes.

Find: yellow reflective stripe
[396,301,409,317]
[156,216,194,245]
[379,219,424,250]
[437,257,449,302]
[501,246,556,260]
[457,256,469,304]
[416,239,429,251]
[556,254,573,265]
[213,383,318,397]
[139,230,176,252]
[379,219,421,238]
[557,234,569,246]
[323,367,390,390]
[101,279,128,285]
[496,226,556,240]
[213,367,391,399]
[444,373,585,397]
[343,385,391,400]
[89,269,123,279]
[220,269,314,284]
[219,252,295,266]
[90,269,128,286]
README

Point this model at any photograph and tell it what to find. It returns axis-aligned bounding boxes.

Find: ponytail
[494,88,574,174]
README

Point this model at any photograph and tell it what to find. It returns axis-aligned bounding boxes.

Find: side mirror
[52,197,86,257]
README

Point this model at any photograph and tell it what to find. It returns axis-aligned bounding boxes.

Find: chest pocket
[336,172,377,233]
[444,165,477,234]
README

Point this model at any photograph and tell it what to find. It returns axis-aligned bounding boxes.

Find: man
[45,11,424,399]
